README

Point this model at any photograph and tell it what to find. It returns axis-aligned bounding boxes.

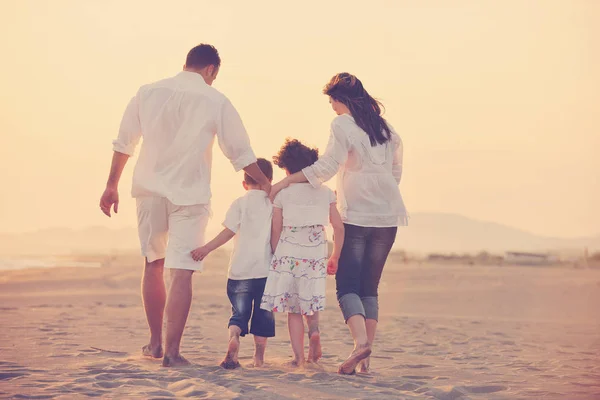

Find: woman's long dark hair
[324,73,391,146]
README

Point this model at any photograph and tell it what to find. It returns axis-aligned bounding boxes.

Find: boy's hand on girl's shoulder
[327,257,339,275]
[190,246,210,262]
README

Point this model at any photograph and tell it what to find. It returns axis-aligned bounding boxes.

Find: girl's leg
[305,312,321,363]
[288,313,305,366]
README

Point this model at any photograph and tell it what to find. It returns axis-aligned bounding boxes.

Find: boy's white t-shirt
[223,190,273,280]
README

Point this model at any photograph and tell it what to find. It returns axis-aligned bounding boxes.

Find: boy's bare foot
[307,330,322,363]
[142,344,163,359]
[358,356,371,374]
[338,344,372,375]
[252,336,267,368]
[162,354,191,367]
[220,336,241,369]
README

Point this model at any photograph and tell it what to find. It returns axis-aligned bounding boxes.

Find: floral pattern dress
[260,225,328,315]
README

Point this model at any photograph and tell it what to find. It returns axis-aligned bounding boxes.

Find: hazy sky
[1,0,598,238]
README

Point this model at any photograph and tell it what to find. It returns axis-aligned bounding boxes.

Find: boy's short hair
[244,158,273,185]
[273,138,319,174]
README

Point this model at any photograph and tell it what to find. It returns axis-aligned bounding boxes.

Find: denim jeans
[227,278,275,338]
[336,224,397,322]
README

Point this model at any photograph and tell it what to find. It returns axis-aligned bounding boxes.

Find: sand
[1,251,599,399]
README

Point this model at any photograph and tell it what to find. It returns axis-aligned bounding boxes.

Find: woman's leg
[358,226,397,372]
[288,313,305,366]
[305,312,321,363]
[336,224,373,374]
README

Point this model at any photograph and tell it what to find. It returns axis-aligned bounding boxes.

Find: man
[99,44,271,367]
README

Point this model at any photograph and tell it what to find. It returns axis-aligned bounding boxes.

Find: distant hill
[0,213,598,256]
[395,213,600,254]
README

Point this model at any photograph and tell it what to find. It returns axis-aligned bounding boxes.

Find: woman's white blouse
[302,114,408,228]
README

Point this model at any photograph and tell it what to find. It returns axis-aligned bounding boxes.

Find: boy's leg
[249,278,275,367]
[305,312,322,363]
[222,279,252,369]
[253,336,268,367]
[288,313,305,366]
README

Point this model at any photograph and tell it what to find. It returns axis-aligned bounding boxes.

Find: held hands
[99,186,119,217]
[327,256,339,275]
[190,246,211,262]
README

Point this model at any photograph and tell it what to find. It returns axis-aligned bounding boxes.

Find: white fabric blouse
[302,114,408,227]
[273,183,336,227]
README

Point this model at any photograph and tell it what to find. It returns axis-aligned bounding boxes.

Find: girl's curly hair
[273,138,319,174]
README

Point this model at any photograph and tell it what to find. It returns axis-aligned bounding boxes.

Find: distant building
[504,251,558,266]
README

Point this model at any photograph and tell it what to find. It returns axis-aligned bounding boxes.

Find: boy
[191,158,275,369]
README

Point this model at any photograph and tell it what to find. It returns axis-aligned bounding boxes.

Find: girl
[261,138,344,366]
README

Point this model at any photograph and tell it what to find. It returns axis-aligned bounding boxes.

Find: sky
[0,0,598,239]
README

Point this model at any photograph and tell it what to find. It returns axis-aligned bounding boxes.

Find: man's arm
[99,151,130,217]
[243,163,271,193]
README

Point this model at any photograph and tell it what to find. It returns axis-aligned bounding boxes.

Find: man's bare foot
[358,356,371,374]
[220,336,241,370]
[162,354,191,367]
[142,344,163,359]
[307,331,322,363]
[338,344,372,375]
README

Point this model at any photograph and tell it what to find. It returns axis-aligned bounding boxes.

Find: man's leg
[161,203,209,367]
[162,268,194,367]
[136,197,169,359]
[142,258,166,358]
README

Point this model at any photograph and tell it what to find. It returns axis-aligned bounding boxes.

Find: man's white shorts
[136,197,209,271]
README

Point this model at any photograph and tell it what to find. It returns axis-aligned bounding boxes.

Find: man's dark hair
[245,158,273,185]
[185,44,221,69]
[273,139,319,174]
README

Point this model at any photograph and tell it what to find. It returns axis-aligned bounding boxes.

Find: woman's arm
[271,207,284,253]
[270,118,350,200]
[392,133,403,185]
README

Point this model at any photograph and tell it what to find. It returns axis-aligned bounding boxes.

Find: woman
[270,73,408,374]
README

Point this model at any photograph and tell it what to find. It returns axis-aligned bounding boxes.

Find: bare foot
[220,336,241,370]
[252,357,265,368]
[142,344,163,359]
[162,354,191,367]
[338,344,372,375]
[358,356,371,374]
[286,358,305,368]
[307,331,322,363]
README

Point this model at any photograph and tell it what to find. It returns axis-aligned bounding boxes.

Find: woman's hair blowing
[323,73,391,146]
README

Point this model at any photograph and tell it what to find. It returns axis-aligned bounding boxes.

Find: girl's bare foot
[338,344,372,375]
[142,344,163,359]
[307,330,322,363]
[220,336,241,369]
[162,354,191,367]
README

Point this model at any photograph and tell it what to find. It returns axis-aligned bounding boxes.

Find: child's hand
[327,257,339,275]
[190,246,210,262]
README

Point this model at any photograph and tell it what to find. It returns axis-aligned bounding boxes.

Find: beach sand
[1,251,599,399]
